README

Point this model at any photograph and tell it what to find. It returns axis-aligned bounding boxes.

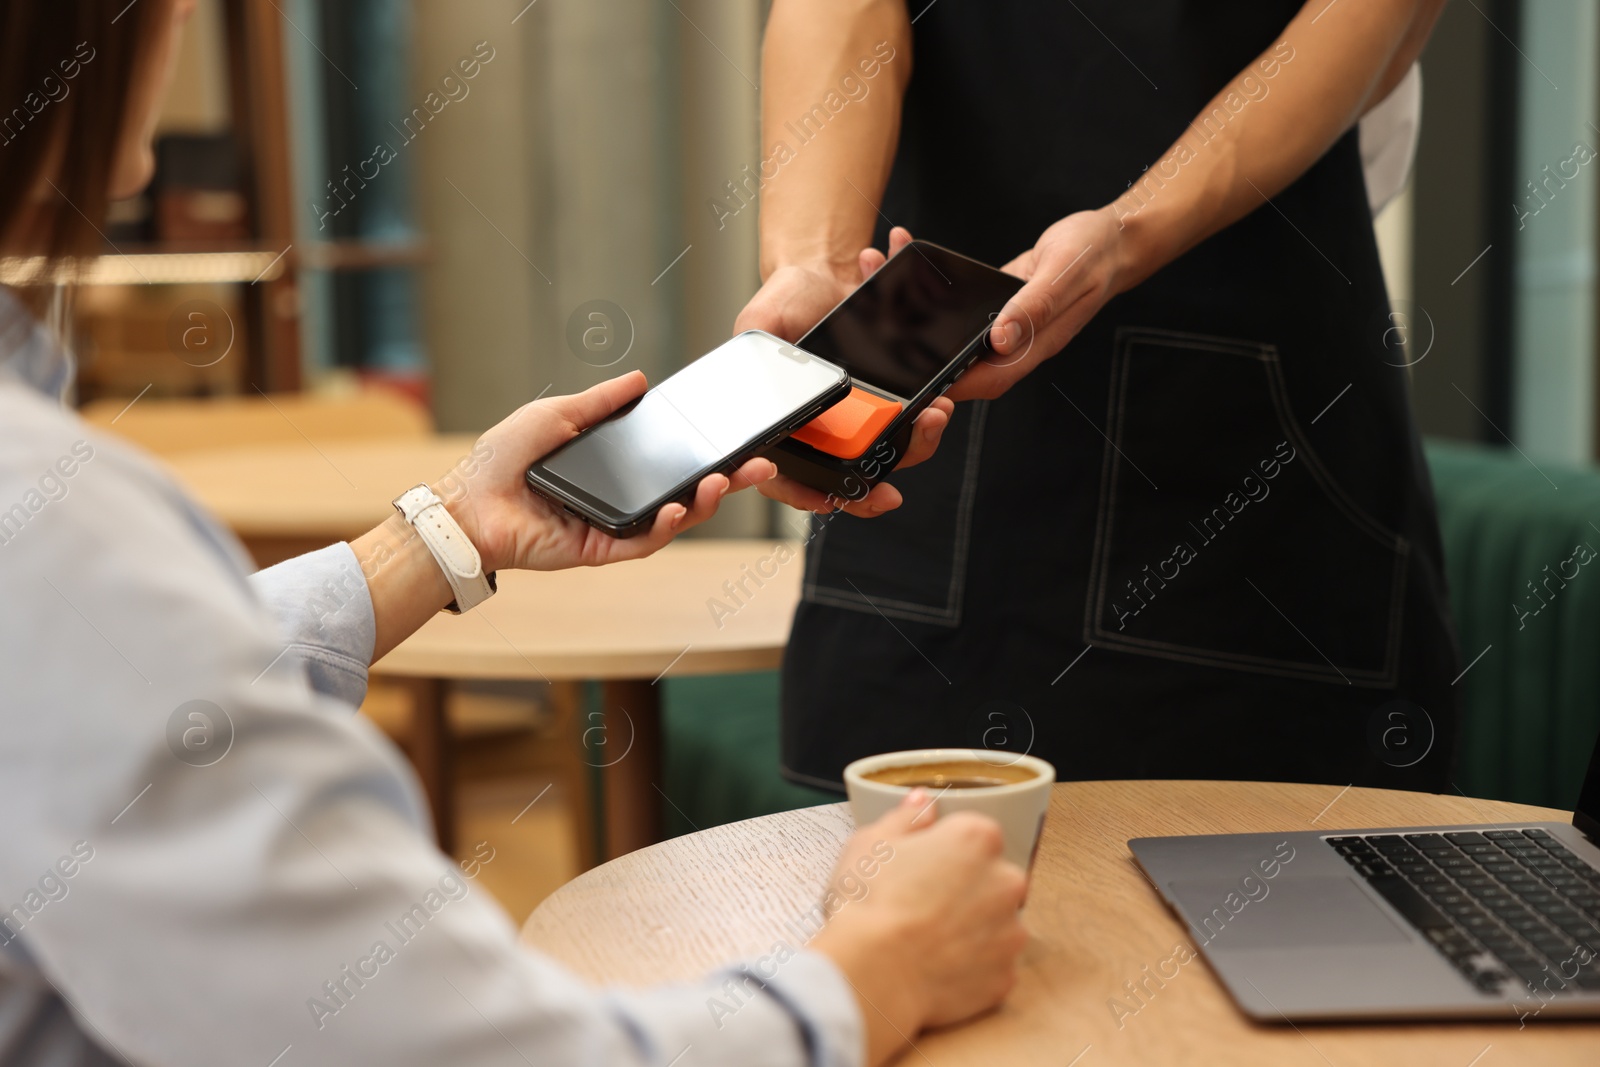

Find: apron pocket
[1084,327,1407,686]
[803,400,988,626]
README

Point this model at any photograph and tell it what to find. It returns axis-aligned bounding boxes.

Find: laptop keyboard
[1329,829,1600,997]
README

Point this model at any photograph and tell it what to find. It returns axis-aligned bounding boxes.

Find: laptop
[1129,728,1600,1021]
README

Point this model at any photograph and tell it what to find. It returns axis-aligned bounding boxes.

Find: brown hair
[0,0,169,284]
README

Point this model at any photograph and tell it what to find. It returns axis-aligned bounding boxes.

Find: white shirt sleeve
[1359,62,1422,216]
[0,384,863,1067]
[250,543,376,710]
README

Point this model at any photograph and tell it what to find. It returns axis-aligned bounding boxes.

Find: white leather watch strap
[391,484,496,614]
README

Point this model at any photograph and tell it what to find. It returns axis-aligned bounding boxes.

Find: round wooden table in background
[165,434,483,564]
[374,539,802,860]
[167,438,803,860]
[521,780,1600,1065]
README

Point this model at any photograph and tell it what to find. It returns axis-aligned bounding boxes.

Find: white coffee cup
[843,748,1055,870]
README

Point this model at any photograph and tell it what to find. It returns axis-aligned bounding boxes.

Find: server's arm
[1364,0,1444,113]
[733,0,950,518]
[961,0,1440,401]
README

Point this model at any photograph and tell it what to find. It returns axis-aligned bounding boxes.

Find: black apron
[782,0,1462,792]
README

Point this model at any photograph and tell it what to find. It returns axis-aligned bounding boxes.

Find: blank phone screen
[797,243,1022,398]
[537,332,843,515]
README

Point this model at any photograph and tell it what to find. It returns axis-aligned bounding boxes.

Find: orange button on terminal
[791,387,903,460]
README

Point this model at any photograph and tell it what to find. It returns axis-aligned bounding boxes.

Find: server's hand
[733,261,855,349]
[732,230,954,517]
[951,207,1126,401]
[753,391,952,518]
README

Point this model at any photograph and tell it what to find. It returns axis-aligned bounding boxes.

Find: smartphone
[525,330,850,537]
[770,241,1023,498]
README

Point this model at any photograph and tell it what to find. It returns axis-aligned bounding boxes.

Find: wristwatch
[391,484,497,614]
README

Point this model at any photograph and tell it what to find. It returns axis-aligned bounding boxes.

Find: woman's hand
[732,227,954,518]
[354,373,772,661]
[951,206,1127,402]
[439,372,776,573]
[812,790,1030,1067]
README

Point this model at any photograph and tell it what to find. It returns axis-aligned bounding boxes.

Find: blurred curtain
[410,0,771,536]
[1509,0,1599,463]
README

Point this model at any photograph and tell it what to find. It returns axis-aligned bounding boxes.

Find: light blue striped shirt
[0,288,860,1067]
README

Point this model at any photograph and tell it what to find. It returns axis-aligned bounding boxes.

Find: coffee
[847,749,1056,870]
[862,759,1038,790]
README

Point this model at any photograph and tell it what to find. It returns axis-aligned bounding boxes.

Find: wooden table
[165,434,483,566]
[374,540,802,860]
[522,780,1600,1065]
[167,439,804,861]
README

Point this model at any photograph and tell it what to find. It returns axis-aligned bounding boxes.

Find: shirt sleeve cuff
[599,949,863,1067]
[248,542,375,708]
[750,950,864,1067]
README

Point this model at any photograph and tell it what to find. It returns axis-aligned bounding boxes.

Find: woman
[0,4,1025,1065]
[739,0,1460,792]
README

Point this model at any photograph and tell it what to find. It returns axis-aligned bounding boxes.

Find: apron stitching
[1092,628,1398,679]
[801,511,830,603]
[1084,326,1405,686]
[806,588,958,622]
[1083,331,1136,648]
[800,400,988,624]
[1086,636,1398,688]
[943,398,989,621]
[1263,348,1408,550]
[1261,342,1408,683]
[1116,325,1276,362]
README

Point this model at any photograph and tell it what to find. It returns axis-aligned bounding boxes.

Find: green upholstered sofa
[660,671,835,838]
[660,439,1600,836]
[1426,440,1600,810]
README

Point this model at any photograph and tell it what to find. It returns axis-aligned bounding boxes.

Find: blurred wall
[667,1,767,537]
[410,1,546,430]
[1411,3,1504,445]
[158,0,229,134]
[410,0,769,535]
[1510,0,1598,462]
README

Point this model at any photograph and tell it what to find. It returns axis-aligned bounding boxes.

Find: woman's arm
[1,376,1025,1067]
[960,0,1441,400]
[347,373,775,662]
